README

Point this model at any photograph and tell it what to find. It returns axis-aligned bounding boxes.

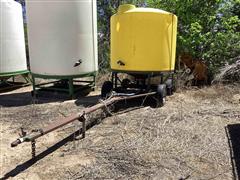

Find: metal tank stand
[31,72,96,99]
[110,71,175,91]
[101,71,176,106]
[0,70,31,92]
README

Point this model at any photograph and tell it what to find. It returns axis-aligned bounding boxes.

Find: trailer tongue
[11,92,157,158]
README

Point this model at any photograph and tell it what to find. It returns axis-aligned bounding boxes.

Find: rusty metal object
[180,53,208,84]
[11,92,156,149]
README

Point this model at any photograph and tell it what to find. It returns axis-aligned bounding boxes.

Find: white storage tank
[26,0,98,77]
[0,0,28,77]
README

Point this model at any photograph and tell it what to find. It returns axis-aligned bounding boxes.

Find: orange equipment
[180,53,208,85]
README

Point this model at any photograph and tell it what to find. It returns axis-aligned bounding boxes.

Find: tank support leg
[32,75,36,97]
[112,72,118,89]
[111,72,114,85]
[171,73,175,91]
[160,74,164,84]
[92,75,96,89]
[68,78,74,99]
[115,73,118,89]
[147,74,151,91]
[22,73,31,84]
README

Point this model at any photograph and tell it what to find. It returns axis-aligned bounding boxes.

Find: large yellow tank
[111,4,178,73]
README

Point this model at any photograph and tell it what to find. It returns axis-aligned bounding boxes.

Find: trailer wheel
[121,78,131,88]
[157,84,166,106]
[101,81,113,99]
[165,78,174,96]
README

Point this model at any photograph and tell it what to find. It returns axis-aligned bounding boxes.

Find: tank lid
[118,4,136,14]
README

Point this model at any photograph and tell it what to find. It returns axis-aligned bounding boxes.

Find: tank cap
[118,4,136,14]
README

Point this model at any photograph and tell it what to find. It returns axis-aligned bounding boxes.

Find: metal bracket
[79,114,86,139]
[117,60,125,66]
[31,140,36,159]
[73,59,82,67]
[75,112,86,140]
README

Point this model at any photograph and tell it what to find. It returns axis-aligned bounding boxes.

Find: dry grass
[62,85,239,179]
[214,58,240,84]
[0,84,240,179]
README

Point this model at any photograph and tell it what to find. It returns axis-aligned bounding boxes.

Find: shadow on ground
[74,94,100,107]
[0,81,30,93]
[1,94,161,179]
[226,124,240,180]
[75,94,161,110]
[1,117,101,180]
[0,87,95,107]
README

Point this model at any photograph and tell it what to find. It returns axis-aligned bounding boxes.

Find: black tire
[121,78,131,88]
[165,78,174,95]
[101,81,113,99]
[157,84,167,107]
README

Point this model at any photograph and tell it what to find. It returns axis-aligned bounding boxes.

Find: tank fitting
[118,4,136,14]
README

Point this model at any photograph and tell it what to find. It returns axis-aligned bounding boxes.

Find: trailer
[11,4,178,159]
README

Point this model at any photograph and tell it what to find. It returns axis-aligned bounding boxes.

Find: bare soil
[0,84,240,179]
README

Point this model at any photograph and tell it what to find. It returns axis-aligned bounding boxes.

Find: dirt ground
[0,84,240,179]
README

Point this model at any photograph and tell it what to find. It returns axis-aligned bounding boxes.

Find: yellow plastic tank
[111,4,178,73]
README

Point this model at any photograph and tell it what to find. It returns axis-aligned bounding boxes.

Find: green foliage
[97,0,239,74]
[230,0,240,18]
[97,1,117,71]
[147,0,240,74]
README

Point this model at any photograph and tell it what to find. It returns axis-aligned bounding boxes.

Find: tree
[147,0,240,74]
[97,0,146,71]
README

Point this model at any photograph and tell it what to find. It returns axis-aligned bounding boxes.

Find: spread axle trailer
[11,75,173,158]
